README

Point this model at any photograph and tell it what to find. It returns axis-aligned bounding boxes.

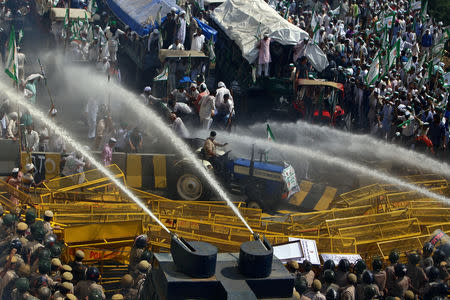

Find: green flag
[420,0,428,22]
[4,26,18,82]
[267,124,275,141]
[154,66,168,81]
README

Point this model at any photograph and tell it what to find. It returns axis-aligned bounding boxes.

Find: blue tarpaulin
[193,17,217,42]
[106,0,218,41]
[106,0,180,36]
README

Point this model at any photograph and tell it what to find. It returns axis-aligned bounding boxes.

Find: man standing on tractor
[203,131,228,171]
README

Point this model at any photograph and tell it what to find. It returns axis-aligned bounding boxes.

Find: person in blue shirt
[421,29,433,56]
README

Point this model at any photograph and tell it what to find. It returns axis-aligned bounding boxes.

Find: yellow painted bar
[314,186,337,211]
[63,220,143,244]
[153,155,167,188]
[289,180,313,206]
[126,155,142,188]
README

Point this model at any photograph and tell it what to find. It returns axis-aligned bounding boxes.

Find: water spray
[261,121,450,178]
[0,81,173,235]
[61,65,255,236]
[221,131,450,204]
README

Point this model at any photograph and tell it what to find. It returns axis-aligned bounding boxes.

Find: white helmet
[24,163,35,173]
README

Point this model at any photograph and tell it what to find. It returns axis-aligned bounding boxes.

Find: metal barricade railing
[43,165,125,192]
[376,231,450,259]
[338,218,422,245]
[325,210,408,236]
[406,207,450,225]
[333,184,386,208]
[0,179,33,206]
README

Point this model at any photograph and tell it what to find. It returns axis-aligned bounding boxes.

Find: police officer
[16,222,28,248]
[356,270,379,300]
[0,213,15,241]
[120,274,137,300]
[69,249,87,283]
[420,242,434,269]
[53,281,74,299]
[307,279,326,300]
[129,234,148,273]
[353,259,366,283]
[301,260,315,288]
[385,250,399,293]
[388,263,411,298]
[295,275,311,300]
[74,266,105,299]
[340,273,357,300]
[406,252,427,294]
[321,269,339,295]
[42,210,54,236]
[371,257,386,296]
[336,259,351,287]
[10,277,30,299]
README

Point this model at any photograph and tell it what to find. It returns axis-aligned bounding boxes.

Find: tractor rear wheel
[175,172,209,201]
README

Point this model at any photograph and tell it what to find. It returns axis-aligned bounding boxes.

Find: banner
[366,55,380,84]
[282,164,300,199]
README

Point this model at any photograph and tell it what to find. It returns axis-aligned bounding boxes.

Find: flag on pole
[311,12,318,32]
[443,72,450,88]
[366,55,380,84]
[403,56,412,72]
[4,26,18,82]
[154,66,168,81]
[383,13,395,29]
[420,0,428,22]
[156,6,162,26]
[267,124,275,141]
[410,0,421,10]
[387,38,400,71]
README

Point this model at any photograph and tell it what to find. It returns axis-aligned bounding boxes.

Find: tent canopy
[211,0,309,64]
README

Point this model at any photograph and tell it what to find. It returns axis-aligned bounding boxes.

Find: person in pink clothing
[257,34,271,77]
[102,137,117,166]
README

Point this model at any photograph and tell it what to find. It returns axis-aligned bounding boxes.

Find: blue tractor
[173,139,299,211]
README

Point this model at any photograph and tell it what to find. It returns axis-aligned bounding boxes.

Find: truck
[173,138,299,211]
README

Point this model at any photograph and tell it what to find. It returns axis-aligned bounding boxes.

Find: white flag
[305,43,329,72]
[366,56,380,85]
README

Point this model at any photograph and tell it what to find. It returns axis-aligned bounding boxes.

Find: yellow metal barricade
[338,218,421,245]
[332,184,386,208]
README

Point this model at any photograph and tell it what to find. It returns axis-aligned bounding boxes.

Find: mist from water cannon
[217,130,450,204]
[245,121,450,178]
[58,64,255,236]
[0,80,173,235]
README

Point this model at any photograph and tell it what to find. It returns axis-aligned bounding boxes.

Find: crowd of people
[287,246,449,300]
[1,202,449,299]
[0,207,154,299]
[259,0,449,157]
